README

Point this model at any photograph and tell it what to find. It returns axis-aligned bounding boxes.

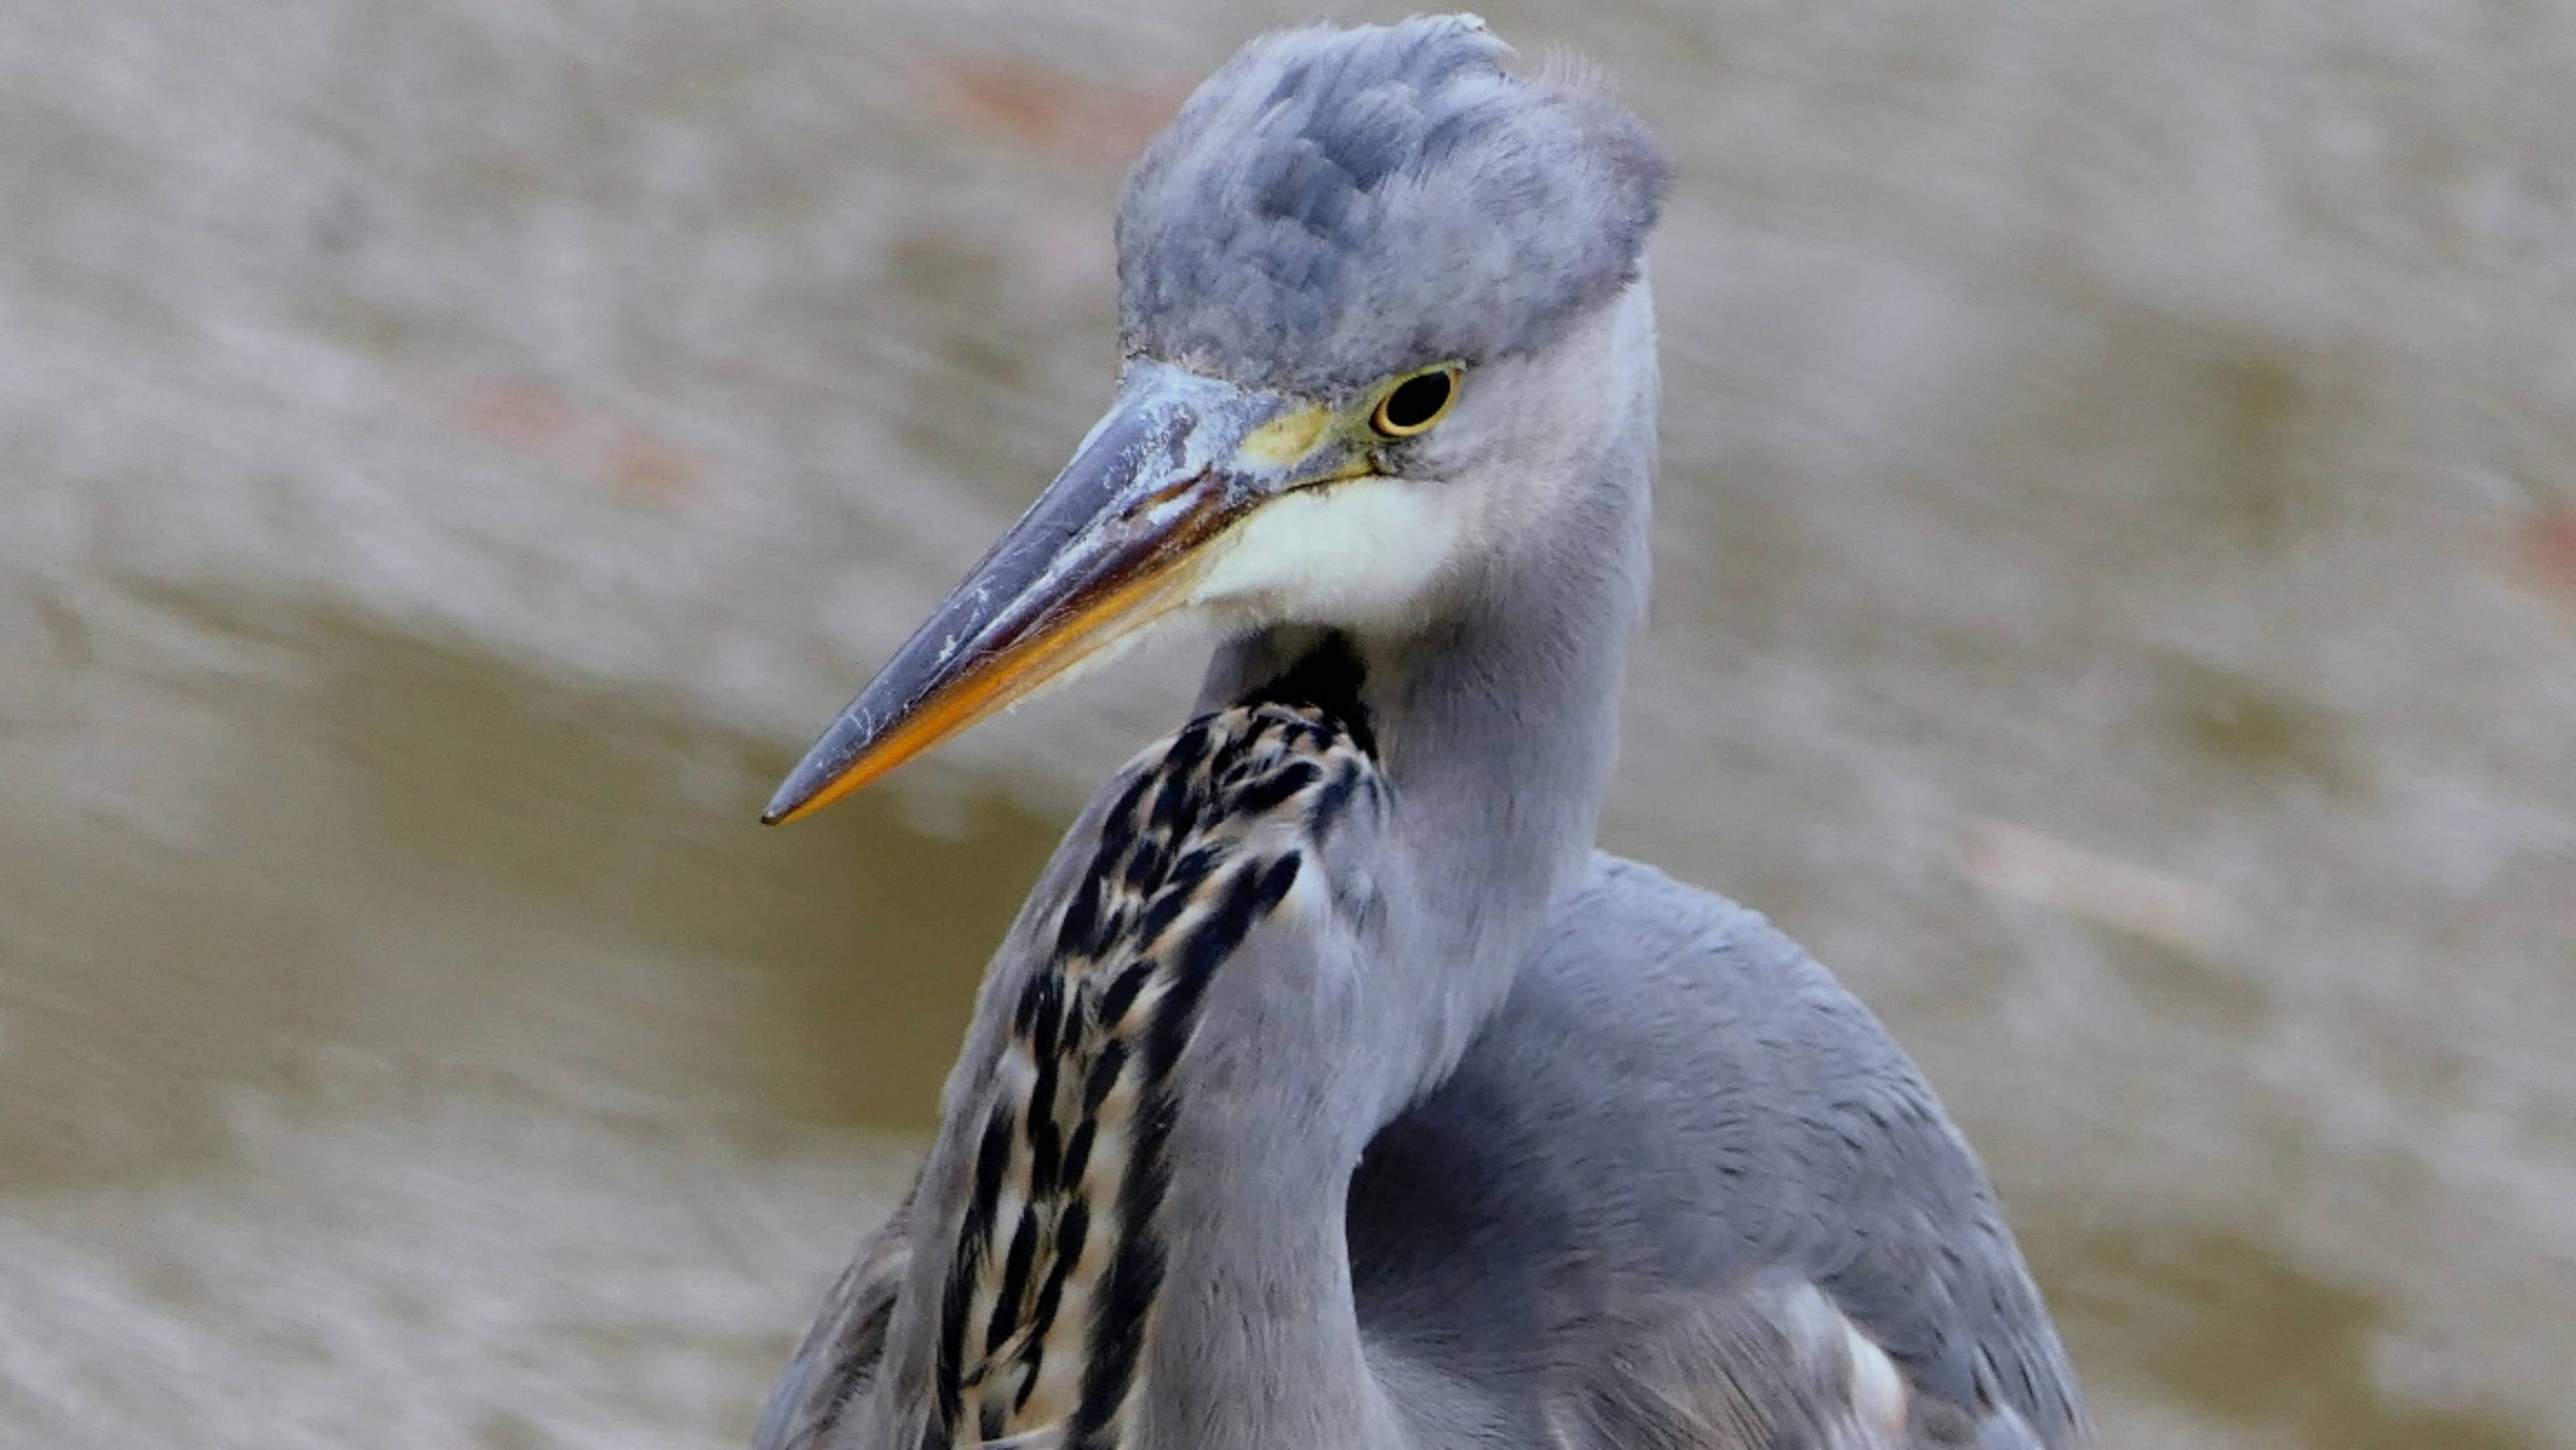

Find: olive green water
[4,4,2574,1446]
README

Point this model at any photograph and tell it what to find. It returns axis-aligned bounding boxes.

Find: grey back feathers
[1117,15,1668,392]
[1389,856,2087,1448]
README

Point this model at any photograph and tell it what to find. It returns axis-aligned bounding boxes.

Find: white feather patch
[1186,474,1470,630]
[1840,1316,1909,1437]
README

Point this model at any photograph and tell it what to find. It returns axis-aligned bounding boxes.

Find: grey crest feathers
[1116,14,1669,393]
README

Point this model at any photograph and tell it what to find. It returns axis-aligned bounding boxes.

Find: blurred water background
[4,3,2574,1446]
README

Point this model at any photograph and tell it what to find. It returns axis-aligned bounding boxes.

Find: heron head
[767,15,1666,823]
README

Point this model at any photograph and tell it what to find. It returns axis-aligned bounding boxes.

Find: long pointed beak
[763,366,1302,825]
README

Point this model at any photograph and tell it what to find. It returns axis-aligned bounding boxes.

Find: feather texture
[757,859,2083,1450]
[923,698,1379,1449]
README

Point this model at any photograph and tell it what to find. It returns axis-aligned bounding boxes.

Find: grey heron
[754,16,2085,1449]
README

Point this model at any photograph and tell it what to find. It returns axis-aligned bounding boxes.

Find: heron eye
[1370,368,1459,438]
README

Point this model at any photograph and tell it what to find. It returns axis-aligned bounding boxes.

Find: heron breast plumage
[937,698,1383,1449]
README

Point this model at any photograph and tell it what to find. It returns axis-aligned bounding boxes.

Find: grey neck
[1196,423,1653,1111]
[871,338,1659,1450]
[1120,423,1652,1449]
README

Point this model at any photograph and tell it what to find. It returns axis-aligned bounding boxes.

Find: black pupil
[1381,373,1451,431]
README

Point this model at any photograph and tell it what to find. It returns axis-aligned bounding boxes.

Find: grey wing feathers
[754,1180,916,1450]
[1548,1273,2051,1449]
[753,854,2084,1449]
[1528,857,2085,1447]
[1342,855,2082,1448]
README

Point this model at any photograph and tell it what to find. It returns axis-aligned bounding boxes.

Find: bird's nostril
[1126,469,1211,520]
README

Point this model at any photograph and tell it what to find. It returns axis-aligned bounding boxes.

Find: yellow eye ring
[1370,366,1462,439]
